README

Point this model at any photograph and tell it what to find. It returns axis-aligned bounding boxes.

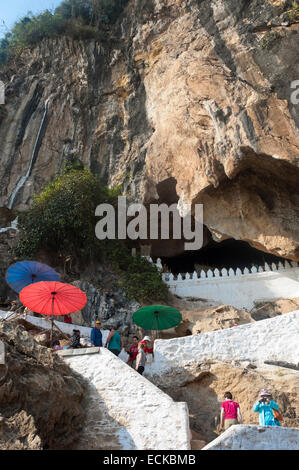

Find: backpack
[273,408,283,422]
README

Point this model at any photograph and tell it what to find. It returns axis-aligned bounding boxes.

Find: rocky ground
[0,320,87,449]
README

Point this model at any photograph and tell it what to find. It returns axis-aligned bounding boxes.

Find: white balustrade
[159,259,299,291]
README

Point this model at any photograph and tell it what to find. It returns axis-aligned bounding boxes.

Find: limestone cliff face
[0,0,298,258]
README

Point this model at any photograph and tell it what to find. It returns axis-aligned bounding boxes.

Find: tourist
[69,329,82,349]
[127,336,139,367]
[140,336,153,354]
[52,340,62,351]
[63,314,72,324]
[253,389,281,426]
[196,329,201,334]
[220,392,243,431]
[105,328,124,356]
[136,342,147,375]
[90,320,103,347]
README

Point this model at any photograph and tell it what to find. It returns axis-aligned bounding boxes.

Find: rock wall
[63,347,191,450]
[0,0,298,259]
[0,320,87,449]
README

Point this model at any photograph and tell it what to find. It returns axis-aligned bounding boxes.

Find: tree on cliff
[15,166,115,262]
[0,0,130,65]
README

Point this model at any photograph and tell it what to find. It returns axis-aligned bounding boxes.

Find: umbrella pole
[50,295,54,344]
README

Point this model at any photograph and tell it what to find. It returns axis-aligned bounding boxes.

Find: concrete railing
[148,258,299,310]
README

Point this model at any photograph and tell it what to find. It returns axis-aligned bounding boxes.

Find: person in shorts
[136,342,146,375]
[104,328,123,356]
[220,391,243,431]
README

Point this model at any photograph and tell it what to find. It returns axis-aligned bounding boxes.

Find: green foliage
[260,30,281,50]
[15,167,116,261]
[103,241,169,303]
[120,255,169,303]
[0,0,129,66]
[289,1,299,22]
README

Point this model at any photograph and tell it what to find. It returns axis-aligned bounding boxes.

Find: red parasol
[20,281,87,316]
[19,281,87,340]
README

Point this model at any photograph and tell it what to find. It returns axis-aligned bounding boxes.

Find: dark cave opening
[158,238,292,275]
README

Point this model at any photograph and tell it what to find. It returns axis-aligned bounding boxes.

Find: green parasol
[132,305,182,336]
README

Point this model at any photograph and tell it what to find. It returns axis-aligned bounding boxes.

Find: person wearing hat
[90,320,103,347]
[140,336,153,354]
[253,389,280,426]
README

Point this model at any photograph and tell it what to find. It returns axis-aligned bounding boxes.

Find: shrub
[15,167,116,261]
[289,1,299,22]
[102,241,169,303]
[260,30,281,49]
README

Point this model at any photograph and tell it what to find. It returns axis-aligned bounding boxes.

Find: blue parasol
[6,261,60,293]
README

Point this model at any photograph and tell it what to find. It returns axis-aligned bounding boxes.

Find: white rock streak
[8,98,50,209]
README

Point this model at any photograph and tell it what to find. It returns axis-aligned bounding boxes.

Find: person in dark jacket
[90,320,103,347]
[69,329,81,349]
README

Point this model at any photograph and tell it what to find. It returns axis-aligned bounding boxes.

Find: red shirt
[140,340,153,354]
[63,315,72,324]
[128,345,138,362]
[221,400,239,419]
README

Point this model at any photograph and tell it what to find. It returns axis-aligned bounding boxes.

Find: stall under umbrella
[19,281,87,341]
[132,304,182,339]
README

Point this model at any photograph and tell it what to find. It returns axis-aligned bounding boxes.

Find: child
[220,392,243,430]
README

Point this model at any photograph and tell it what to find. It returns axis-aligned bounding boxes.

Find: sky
[0,0,63,37]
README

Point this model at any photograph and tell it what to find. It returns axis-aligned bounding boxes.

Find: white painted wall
[202,425,299,450]
[146,310,299,379]
[162,263,299,310]
[63,348,191,450]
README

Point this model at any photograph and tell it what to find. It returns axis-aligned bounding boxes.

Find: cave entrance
[158,238,289,275]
